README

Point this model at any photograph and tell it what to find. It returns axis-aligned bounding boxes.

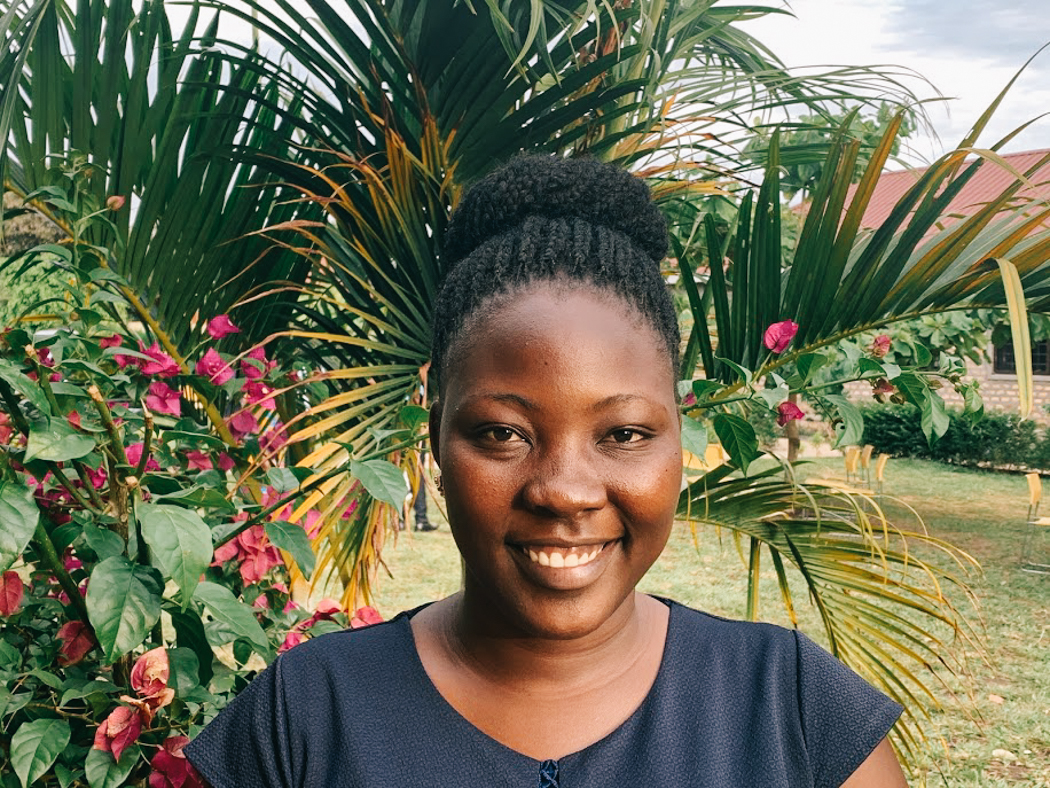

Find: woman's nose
[520,449,607,518]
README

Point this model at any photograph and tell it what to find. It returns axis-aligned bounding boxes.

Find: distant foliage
[861,404,1050,469]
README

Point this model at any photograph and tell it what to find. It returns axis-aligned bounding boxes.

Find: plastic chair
[1021,473,1050,572]
[843,446,861,483]
[859,445,875,486]
[874,454,890,495]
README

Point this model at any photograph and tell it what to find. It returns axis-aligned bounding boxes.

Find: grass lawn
[369,457,1050,786]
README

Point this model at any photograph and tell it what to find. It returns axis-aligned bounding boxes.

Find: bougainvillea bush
[0,280,382,785]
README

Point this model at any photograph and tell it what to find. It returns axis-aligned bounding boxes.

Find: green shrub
[861,404,1047,469]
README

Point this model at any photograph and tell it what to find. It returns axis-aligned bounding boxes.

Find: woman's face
[431,282,682,640]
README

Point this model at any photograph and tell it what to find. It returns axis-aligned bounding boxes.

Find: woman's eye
[483,426,521,443]
[609,428,645,444]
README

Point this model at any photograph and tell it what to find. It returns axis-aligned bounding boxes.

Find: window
[994,340,1050,375]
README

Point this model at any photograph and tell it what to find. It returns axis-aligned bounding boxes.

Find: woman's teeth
[524,545,604,568]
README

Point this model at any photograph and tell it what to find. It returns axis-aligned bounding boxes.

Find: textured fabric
[185,600,902,788]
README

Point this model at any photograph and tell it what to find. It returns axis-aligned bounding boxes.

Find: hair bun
[444,155,668,266]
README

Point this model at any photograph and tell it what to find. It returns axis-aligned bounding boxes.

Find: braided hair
[431,155,679,391]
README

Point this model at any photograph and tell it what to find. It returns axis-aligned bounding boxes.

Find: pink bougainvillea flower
[57,620,95,665]
[235,525,283,584]
[63,549,83,573]
[66,410,82,430]
[871,334,891,359]
[279,631,304,653]
[126,442,161,472]
[872,378,895,396]
[350,606,383,629]
[776,401,806,427]
[206,314,241,340]
[114,351,139,369]
[100,334,123,349]
[303,510,321,540]
[106,195,126,211]
[242,379,275,408]
[0,571,24,616]
[212,537,241,565]
[227,409,259,441]
[85,465,107,490]
[93,705,142,762]
[131,647,175,711]
[148,735,205,788]
[36,346,55,367]
[145,381,182,417]
[195,348,233,385]
[313,598,342,619]
[140,343,180,378]
[0,412,13,444]
[763,320,799,354]
[216,452,236,472]
[259,423,288,454]
[185,450,213,471]
[240,346,275,380]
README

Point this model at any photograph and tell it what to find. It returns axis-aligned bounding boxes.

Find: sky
[745,0,1050,164]
[166,0,1049,166]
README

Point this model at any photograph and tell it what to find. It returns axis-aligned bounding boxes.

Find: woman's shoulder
[662,598,799,656]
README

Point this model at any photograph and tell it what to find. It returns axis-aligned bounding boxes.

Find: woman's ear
[428,400,443,467]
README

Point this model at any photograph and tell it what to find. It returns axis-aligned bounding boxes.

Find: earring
[435,474,444,496]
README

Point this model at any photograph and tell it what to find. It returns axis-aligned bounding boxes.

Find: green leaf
[350,459,409,508]
[81,525,125,561]
[713,357,754,386]
[691,379,724,401]
[193,581,272,658]
[265,521,315,580]
[85,744,138,788]
[24,418,96,463]
[153,486,236,512]
[680,415,708,459]
[167,647,201,695]
[11,718,70,788]
[824,394,865,448]
[893,372,930,409]
[85,557,163,662]
[0,360,51,416]
[168,607,214,685]
[398,404,430,431]
[712,413,760,475]
[59,680,119,708]
[920,391,950,445]
[137,503,212,607]
[793,353,828,388]
[0,482,39,572]
[266,467,302,494]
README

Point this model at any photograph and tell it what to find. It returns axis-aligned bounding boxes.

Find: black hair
[431,155,679,391]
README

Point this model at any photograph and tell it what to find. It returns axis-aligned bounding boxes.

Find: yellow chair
[1021,473,1050,571]
[843,446,861,484]
[859,445,875,486]
[874,453,890,495]
[682,443,726,478]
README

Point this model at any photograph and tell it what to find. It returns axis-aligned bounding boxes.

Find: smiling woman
[183,157,908,787]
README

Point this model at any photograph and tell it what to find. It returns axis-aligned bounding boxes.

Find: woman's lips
[508,540,619,589]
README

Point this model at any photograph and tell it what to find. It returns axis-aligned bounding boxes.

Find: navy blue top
[185,600,902,788]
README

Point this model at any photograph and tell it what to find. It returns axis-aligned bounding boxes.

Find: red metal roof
[846,148,1050,230]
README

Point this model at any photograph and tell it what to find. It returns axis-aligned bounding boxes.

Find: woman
[185,156,907,787]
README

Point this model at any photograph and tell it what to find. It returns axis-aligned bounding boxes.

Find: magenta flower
[240,346,275,380]
[206,314,241,340]
[227,409,259,440]
[100,334,123,349]
[350,606,383,629]
[57,620,95,666]
[195,348,234,385]
[0,571,24,616]
[106,195,126,211]
[185,450,213,471]
[279,631,304,653]
[217,452,236,472]
[145,381,181,417]
[776,401,805,427]
[93,705,142,762]
[242,379,275,408]
[763,320,799,354]
[871,334,891,359]
[260,422,288,454]
[67,410,83,430]
[149,735,205,788]
[126,443,161,472]
[140,343,180,378]
[872,378,895,396]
